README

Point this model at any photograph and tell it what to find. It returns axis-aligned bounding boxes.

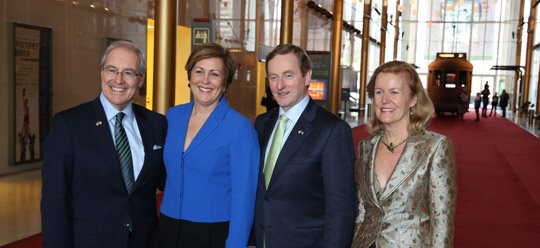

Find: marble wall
[0,0,149,175]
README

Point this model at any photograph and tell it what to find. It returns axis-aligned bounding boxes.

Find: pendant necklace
[381,133,408,153]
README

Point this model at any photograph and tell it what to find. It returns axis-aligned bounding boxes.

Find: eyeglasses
[102,66,142,80]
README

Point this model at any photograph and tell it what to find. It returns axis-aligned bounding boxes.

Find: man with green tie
[250,44,357,248]
[41,41,167,248]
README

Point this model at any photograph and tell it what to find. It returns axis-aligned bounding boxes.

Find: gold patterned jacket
[352,130,457,248]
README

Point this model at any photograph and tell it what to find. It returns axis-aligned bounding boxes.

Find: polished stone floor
[505,110,540,138]
[0,169,41,246]
[0,108,538,246]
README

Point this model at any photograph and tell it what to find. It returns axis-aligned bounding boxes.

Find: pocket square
[153,145,163,150]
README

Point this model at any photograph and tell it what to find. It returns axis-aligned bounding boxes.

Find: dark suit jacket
[41,97,167,248]
[252,98,356,248]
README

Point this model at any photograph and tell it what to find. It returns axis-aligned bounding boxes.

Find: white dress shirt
[264,94,310,166]
[100,93,145,180]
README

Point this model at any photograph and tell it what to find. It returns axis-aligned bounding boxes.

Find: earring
[410,107,415,116]
[187,83,191,88]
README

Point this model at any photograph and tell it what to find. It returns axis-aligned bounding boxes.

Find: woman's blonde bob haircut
[366,61,434,135]
[185,42,236,89]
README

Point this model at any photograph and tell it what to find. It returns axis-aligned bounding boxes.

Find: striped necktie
[264,114,288,188]
[114,112,134,194]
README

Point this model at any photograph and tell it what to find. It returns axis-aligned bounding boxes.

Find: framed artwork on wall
[8,23,52,165]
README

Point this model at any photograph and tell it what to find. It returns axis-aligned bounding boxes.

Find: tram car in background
[427,53,473,117]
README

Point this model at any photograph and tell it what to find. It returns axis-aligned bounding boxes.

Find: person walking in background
[458,89,469,120]
[352,61,457,248]
[159,43,260,248]
[490,93,499,117]
[41,41,167,248]
[474,92,482,121]
[260,81,279,112]
[499,89,509,117]
[250,44,356,248]
[481,83,490,117]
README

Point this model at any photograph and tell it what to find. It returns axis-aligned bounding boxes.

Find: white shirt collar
[99,92,135,123]
[279,94,310,124]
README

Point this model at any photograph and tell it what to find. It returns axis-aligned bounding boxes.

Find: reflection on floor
[0,169,41,246]
[0,108,538,246]
[505,110,540,138]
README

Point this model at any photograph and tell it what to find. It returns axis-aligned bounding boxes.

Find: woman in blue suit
[159,43,260,248]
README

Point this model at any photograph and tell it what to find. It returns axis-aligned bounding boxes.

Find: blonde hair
[366,61,434,135]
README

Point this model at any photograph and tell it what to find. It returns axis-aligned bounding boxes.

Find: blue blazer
[252,98,357,248]
[41,97,167,248]
[161,96,260,247]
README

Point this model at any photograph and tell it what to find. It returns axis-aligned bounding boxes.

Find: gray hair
[100,40,146,75]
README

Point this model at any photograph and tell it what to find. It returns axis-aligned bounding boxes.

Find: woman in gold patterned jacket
[352,61,457,248]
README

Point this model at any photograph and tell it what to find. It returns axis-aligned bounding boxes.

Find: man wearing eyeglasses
[41,40,167,248]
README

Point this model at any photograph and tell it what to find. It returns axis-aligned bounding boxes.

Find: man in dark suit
[41,41,167,248]
[251,44,356,248]
[499,89,509,117]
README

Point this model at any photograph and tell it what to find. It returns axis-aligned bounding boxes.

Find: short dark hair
[265,44,311,77]
[185,43,237,88]
[101,40,146,75]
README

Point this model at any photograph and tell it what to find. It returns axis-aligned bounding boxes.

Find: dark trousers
[475,107,480,120]
[158,213,230,248]
[501,105,507,117]
[128,232,133,248]
[482,101,489,116]
[490,103,498,116]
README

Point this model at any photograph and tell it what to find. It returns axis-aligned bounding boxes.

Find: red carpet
[4,111,540,247]
[353,111,540,247]
[1,234,42,248]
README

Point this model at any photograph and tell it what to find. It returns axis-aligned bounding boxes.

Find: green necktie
[114,112,134,194]
[264,114,288,188]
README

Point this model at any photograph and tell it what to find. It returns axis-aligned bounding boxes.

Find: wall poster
[10,23,52,165]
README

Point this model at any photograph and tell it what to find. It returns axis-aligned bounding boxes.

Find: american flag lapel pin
[298,130,304,135]
[96,121,103,126]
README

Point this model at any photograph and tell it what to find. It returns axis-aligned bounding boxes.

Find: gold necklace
[381,134,408,153]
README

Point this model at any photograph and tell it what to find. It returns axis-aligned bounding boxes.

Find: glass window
[459,71,468,88]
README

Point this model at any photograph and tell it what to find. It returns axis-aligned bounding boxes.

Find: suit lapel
[89,98,125,186]
[260,110,279,189]
[379,131,428,201]
[132,104,152,186]
[184,97,229,156]
[261,111,279,158]
[266,99,316,190]
[366,136,381,204]
[174,101,192,154]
